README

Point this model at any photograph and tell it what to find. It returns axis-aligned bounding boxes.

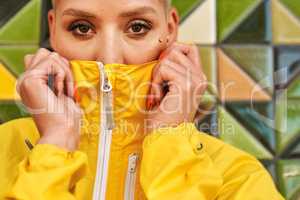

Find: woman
[0,0,284,199]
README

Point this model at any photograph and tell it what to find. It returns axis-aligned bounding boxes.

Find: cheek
[53,34,97,60]
[123,36,167,64]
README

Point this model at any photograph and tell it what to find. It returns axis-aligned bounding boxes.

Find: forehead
[53,0,166,10]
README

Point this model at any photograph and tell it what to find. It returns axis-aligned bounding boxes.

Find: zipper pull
[128,153,138,173]
[97,62,115,130]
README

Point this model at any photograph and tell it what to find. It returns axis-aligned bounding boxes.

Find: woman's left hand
[146,42,207,132]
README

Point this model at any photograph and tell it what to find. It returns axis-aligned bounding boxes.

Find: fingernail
[159,51,168,61]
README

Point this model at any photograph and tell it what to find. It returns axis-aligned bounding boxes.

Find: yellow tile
[272,0,300,44]
[0,63,20,100]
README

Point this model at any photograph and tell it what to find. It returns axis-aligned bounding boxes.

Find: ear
[48,9,56,50]
[166,7,180,45]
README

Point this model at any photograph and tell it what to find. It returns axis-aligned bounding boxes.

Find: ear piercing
[158,37,169,43]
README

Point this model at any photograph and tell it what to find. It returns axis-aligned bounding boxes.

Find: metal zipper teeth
[124,153,138,200]
[93,62,115,200]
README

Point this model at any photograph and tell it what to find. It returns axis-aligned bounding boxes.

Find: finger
[24,54,35,69]
[167,49,194,72]
[31,48,51,67]
[173,43,200,66]
[33,56,67,97]
[49,53,74,97]
[148,60,186,109]
[50,58,67,97]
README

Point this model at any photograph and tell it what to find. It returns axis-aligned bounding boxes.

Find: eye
[127,20,152,35]
[68,21,95,38]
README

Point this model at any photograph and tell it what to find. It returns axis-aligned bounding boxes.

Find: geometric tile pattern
[0,0,299,199]
[176,0,300,198]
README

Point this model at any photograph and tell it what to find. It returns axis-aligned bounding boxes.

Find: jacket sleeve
[5,144,89,200]
[140,123,285,200]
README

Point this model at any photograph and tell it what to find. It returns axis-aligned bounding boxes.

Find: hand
[146,43,207,133]
[17,48,81,151]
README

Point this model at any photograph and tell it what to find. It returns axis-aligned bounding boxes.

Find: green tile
[276,97,300,153]
[287,76,300,99]
[0,0,29,28]
[0,0,41,44]
[280,0,300,19]
[225,1,271,43]
[199,46,217,95]
[218,106,273,159]
[217,0,262,42]
[0,101,29,123]
[291,142,300,156]
[172,0,203,20]
[277,159,300,199]
[0,46,38,76]
[225,101,276,150]
[222,45,273,94]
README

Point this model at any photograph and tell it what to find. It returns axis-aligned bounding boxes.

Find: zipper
[124,153,138,200]
[93,62,115,200]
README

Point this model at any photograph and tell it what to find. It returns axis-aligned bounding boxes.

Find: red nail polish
[159,51,168,61]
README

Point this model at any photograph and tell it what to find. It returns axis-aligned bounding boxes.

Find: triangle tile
[179,0,216,44]
[272,0,300,44]
[0,46,38,76]
[217,0,262,42]
[218,106,273,159]
[0,63,20,100]
[217,49,271,101]
[222,45,273,94]
[172,0,204,19]
[224,1,271,43]
[0,0,41,44]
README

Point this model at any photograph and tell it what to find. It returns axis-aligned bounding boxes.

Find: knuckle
[37,48,50,55]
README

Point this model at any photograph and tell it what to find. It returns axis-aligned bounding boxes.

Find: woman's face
[48,0,179,64]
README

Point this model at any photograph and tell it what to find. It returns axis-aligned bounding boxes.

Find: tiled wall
[0,0,299,199]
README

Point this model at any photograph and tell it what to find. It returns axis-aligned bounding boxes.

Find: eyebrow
[62,9,96,19]
[119,6,157,18]
[62,6,157,19]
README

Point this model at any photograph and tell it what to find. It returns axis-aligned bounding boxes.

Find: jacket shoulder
[0,117,40,148]
[198,131,266,175]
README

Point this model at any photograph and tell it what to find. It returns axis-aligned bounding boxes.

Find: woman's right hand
[17,48,81,151]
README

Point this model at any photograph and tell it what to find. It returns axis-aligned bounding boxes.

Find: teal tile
[225,101,276,151]
[277,159,300,199]
[218,106,273,159]
[275,46,300,89]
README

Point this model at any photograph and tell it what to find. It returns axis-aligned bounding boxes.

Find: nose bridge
[96,26,123,65]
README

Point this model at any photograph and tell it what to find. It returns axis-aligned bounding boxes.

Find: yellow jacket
[0,61,284,200]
